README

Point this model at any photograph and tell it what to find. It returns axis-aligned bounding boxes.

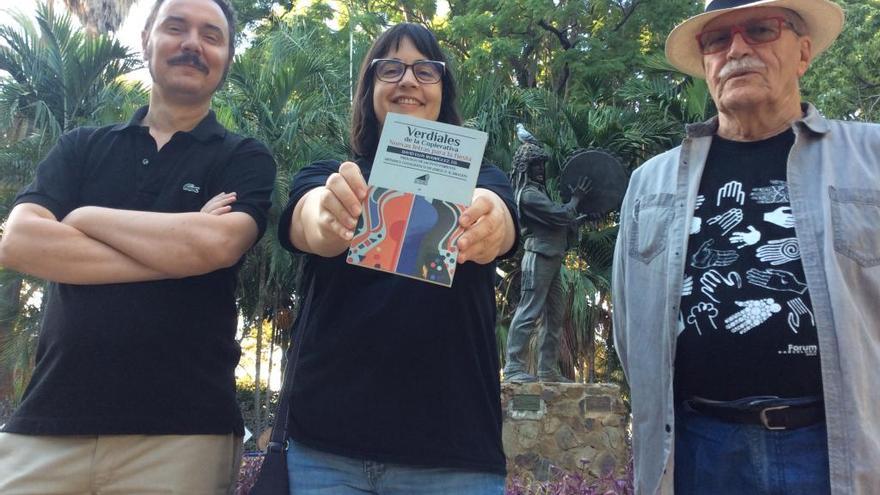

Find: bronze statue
[502,142,590,383]
[503,129,627,383]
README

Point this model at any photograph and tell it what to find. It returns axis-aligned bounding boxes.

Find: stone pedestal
[501,382,628,481]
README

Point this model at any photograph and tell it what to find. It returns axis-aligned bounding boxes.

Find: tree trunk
[264,294,279,425]
[586,313,596,383]
[63,0,138,34]
[252,257,267,435]
[554,63,571,98]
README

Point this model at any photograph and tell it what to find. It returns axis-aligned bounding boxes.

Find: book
[346,113,488,287]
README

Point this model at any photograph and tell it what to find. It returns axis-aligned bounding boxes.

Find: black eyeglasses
[696,17,798,55]
[370,59,445,84]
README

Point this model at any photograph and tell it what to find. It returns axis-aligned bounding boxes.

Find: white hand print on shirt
[695,195,705,210]
[700,269,742,303]
[787,297,815,334]
[707,208,743,235]
[756,238,800,265]
[682,275,693,296]
[730,225,761,249]
[687,302,719,336]
[691,216,702,235]
[691,239,739,269]
[746,268,807,294]
[717,181,745,206]
[764,206,796,228]
[725,298,782,334]
[750,180,789,204]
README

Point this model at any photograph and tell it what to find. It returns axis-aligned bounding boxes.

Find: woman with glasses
[277,23,517,495]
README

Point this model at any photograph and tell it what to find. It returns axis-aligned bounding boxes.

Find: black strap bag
[249,275,313,495]
[247,339,299,494]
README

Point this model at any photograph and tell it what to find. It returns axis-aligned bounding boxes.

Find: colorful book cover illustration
[347,113,488,287]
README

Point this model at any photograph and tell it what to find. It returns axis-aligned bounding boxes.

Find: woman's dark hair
[350,23,462,159]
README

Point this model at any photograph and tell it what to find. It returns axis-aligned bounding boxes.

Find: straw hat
[665,0,845,78]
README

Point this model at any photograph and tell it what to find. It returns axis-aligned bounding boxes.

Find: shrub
[506,458,634,495]
[234,453,265,495]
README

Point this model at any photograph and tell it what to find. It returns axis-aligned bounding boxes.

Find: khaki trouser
[0,433,243,495]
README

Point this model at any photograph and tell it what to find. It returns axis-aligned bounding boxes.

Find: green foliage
[0,3,144,140]
[228,0,292,34]
[216,20,349,331]
[802,0,880,120]
[442,0,698,95]
[0,275,43,400]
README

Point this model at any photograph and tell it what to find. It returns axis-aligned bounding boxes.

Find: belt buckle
[760,405,790,430]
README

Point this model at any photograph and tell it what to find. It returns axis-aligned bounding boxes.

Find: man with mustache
[0,0,275,492]
[613,0,880,493]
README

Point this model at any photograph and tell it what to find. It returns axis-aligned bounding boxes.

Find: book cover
[346,113,488,287]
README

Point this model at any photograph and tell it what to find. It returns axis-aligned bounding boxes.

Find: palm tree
[551,60,709,384]
[0,3,144,138]
[214,20,349,437]
[458,54,711,383]
[61,0,138,35]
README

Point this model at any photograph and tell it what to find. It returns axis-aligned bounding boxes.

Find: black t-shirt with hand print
[674,129,822,403]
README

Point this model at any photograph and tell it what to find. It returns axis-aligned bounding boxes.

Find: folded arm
[0,203,167,284]
[62,205,258,278]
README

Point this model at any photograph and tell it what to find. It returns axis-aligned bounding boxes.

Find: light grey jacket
[612,104,880,494]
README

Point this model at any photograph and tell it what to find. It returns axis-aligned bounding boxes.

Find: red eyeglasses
[696,17,798,55]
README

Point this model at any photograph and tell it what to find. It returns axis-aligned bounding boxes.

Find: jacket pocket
[829,186,880,267]
[628,193,675,264]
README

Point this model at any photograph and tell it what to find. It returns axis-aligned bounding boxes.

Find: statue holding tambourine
[502,126,626,383]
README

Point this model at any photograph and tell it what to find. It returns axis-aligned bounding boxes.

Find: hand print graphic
[756,238,800,265]
[724,298,782,334]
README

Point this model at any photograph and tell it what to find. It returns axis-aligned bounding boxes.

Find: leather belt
[685,398,825,430]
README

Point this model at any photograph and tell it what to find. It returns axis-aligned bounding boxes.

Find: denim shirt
[613,104,880,494]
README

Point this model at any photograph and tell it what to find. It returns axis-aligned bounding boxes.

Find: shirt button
[142,158,149,165]
[665,424,672,433]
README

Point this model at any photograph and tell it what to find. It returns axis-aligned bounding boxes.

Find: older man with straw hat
[613,0,880,493]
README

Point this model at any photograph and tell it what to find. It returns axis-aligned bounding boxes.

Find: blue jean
[286,439,505,495]
[674,407,831,494]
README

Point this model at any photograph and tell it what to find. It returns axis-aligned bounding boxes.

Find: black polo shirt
[3,106,275,435]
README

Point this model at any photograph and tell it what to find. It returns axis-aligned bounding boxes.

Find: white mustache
[719,58,767,81]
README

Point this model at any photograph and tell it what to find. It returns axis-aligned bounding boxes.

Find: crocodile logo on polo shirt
[182,183,201,193]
